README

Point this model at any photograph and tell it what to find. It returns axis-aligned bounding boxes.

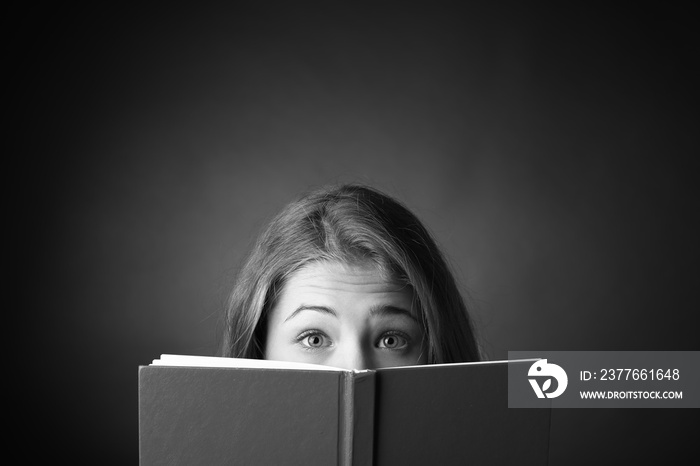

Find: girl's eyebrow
[284,305,337,322]
[369,304,418,323]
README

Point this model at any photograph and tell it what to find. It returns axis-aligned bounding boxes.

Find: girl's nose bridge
[348,345,371,370]
[336,336,373,370]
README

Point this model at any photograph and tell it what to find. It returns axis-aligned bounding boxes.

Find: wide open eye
[298,331,331,349]
[305,334,324,347]
[377,332,409,350]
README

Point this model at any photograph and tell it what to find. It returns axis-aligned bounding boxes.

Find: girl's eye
[298,332,331,349]
[306,334,324,347]
[377,333,409,350]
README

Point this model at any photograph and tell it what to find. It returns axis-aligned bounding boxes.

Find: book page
[150,354,351,371]
[151,355,540,371]
[375,358,541,371]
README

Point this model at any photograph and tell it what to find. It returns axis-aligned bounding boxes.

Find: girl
[221,184,480,369]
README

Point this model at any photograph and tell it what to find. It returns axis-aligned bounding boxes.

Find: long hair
[221,184,480,363]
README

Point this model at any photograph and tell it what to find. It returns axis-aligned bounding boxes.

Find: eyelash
[376,331,410,351]
[295,330,411,351]
[295,330,331,351]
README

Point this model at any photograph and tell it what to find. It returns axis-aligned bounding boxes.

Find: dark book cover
[139,356,550,465]
[374,362,550,465]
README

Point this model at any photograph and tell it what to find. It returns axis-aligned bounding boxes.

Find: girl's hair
[221,184,480,363]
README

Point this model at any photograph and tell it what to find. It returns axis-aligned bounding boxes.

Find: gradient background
[13,4,697,464]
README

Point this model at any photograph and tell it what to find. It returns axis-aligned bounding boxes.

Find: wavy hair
[221,184,480,363]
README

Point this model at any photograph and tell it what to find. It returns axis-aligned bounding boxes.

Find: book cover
[139,356,550,465]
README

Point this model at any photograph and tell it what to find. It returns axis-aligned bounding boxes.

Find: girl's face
[264,260,427,369]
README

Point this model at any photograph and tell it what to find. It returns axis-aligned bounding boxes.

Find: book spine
[351,373,375,466]
[339,372,356,466]
[338,372,376,466]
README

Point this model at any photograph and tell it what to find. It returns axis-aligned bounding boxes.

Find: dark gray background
[13,4,697,464]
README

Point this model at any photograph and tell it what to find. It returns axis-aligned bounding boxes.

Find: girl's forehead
[271,260,420,324]
[285,260,408,295]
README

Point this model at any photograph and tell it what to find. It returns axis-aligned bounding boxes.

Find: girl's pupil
[385,336,396,347]
[309,335,321,346]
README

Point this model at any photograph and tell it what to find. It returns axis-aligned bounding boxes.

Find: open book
[139,355,551,466]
